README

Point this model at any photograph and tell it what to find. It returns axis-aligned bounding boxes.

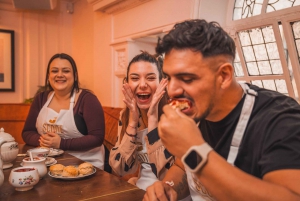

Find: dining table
[0,144,145,201]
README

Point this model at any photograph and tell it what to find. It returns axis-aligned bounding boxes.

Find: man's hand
[143,181,177,201]
[158,105,205,158]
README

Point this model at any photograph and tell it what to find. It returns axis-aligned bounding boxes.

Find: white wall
[0,0,230,106]
[92,0,197,107]
[0,1,72,103]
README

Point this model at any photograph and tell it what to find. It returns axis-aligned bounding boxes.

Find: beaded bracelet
[128,124,137,129]
[125,130,138,138]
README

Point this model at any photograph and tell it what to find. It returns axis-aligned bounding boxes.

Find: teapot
[0,128,19,169]
[0,137,6,187]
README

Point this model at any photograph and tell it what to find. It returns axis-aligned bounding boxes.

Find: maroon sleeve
[59,91,105,151]
[22,91,48,146]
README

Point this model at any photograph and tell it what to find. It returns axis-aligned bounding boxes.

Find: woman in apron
[22,53,105,170]
[109,51,175,191]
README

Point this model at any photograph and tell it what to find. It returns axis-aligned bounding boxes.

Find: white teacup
[9,166,39,191]
[27,147,50,158]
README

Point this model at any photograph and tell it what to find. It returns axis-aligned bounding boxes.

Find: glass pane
[275,79,288,94]
[266,43,280,59]
[239,31,251,46]
[238,26,283,76]
[247,62,259,75]
[249,29,264,44]
[234,63,244,76]
[242,46,256,62]
[291,21,300,63]
[267,0,298,13]
[233,0,263,20]
[292,21,300,38]
[296,40,300,57]
[234,52,244,77]
[262,26,276,43]
[270,60,283,74]
[289,55,299,100]
[251,79,289,95]
[253,45,268,60]
[251,80,263,88]
[257,61,272,74]
[262,80,276,91]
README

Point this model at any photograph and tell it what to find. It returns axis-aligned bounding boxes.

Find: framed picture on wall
[0,29,14,91]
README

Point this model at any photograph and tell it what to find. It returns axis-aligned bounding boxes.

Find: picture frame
[0,29,15,91]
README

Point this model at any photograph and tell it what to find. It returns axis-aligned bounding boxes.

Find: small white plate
[21,158,57,167]
[46,160,57,167]
[48,149,64,157]
[48,167,96,180]
[45,157,55,165]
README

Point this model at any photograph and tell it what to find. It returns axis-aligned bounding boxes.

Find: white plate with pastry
[48,162,96,180]
[48,149,64,157]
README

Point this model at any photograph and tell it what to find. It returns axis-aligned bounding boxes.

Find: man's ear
[217,63,234,90]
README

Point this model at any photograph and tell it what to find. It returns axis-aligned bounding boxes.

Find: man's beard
[193,101,214,123]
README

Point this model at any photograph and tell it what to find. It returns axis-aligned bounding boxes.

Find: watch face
[184,150,203,169]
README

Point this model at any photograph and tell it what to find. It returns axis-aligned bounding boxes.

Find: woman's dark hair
[44,53,80,97]
[120,51,167,141]
[156,19,236,60]
[123,51,164,83]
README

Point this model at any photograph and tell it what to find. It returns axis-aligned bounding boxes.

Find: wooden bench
[0,104,30,143]
[102,106,122,151]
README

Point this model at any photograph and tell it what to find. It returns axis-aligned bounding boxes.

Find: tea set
[0,127,57,191]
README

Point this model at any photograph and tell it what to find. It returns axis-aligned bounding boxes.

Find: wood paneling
[0,104,31,144]
[102,106,122,151]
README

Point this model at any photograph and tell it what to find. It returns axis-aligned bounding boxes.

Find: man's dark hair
[156,19,236,60]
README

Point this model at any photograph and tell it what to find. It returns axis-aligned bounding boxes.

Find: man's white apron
[186,83,257,200]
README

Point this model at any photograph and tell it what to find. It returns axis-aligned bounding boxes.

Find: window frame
[225,0,300,100]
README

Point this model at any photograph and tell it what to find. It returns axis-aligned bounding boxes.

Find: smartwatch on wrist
[181,143,213,173]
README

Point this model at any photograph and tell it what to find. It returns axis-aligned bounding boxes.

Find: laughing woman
[109,51,174,190]
[22,53,105,169]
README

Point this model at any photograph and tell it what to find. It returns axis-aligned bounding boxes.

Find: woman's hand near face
[147,78,168,132]
[39,132,61,149]
[122,83,140,127]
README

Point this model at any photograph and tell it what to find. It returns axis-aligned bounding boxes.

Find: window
[228,0,300,100]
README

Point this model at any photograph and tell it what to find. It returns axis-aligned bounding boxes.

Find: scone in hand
[168,98,192,110]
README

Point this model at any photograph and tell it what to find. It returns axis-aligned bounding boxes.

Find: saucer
[46,160,57,166]
[45,157,55,165]
[21,158,57,167]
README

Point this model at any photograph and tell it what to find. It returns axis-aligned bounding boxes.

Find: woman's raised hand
[122,83,139,126]
[147,78,168,117]
[147,78,168,131]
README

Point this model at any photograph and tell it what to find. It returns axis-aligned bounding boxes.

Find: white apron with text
[36,92,104,169]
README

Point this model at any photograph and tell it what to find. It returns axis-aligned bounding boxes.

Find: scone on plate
[49,164,65,176]
[62,165,79,177]
[78,162,94,175]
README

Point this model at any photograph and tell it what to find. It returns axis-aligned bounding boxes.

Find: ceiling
[0,0,77,4]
